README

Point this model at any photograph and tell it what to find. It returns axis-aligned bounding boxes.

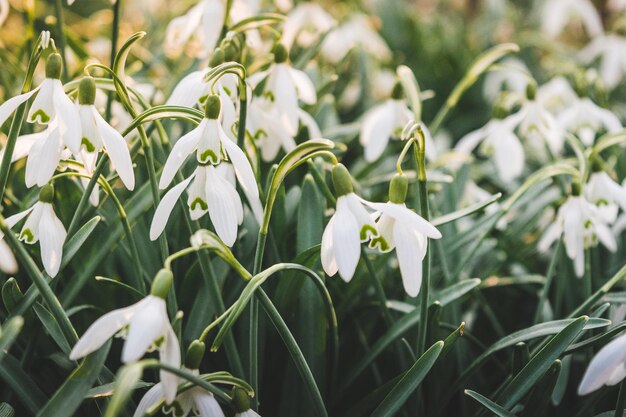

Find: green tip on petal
[391,81,403,100]
[273,43,289,63]
[231,387,251,413]
[39,184,55,203]
[45,53,63,79]
[209,48,225,67]
[150,269,173,299]
[78,76,97,105]
[185,340,206,369]
[389,174,408,204]
[204,95,221,119]
[331,163,353,197]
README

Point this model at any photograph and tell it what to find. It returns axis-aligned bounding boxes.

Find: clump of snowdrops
[2,0,626,416]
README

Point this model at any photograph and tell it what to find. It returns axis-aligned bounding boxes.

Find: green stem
[53,0,69,81]
[414,142,430,357]
[66,156,108,238]
[615,380,626,417]
[533,239,562,324]
[105,0,122,121]
[248,231,267,409]
[0,216,78,344]
[237,89,247,149]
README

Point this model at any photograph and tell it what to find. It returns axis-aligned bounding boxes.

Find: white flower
[536,77,578,116]
[359,98,412,162]
[585,171,626,224]
[281,3,336,49]
[368,201,442,297]
[482,58,530,102]
[0,54,81,155]
[0,0,8,27]
[455,114,525,183]
[608,0,626,11]
[2,191,66,277]
[133,369,225,417]
[321,192,378,281]
[165,0,226,58]
[541,0,603,38]
[69,291,181,403]
[515,96,565,155]
[578,332,626,395]
[557,97,622,146]
[538,195,616,277]
[0,239,17,274]
[76,77,135,190]
[236,411,261,417]
[321,14,391,64]
[579,34,626,90]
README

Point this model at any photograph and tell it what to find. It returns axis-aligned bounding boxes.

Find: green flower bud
[45,53,63,80]
[273,43,288,64]
[78,76,97,105]
[389,174,408,204]
[223,42,239,62]
[39,184,55,203]
[331,163,353,197]
[150,269,173,299]
[391,82,403,100]
[571,181,582,197]
[185,340,206,369]
[2,278,24,313]
[204,95,221,119]
[231,387,251,413]
[525,81,537,101]
[209,48,225,67]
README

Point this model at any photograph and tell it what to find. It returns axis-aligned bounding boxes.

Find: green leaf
[497,316,588,409]
[62,216,101,268]
[0,355,47,414]
[32,303,71,354]
[37,341,111,417]
[520,360,561,417]
[431,192,502,227]
[0,316,24,364]
[0,403,15,417]
[104,362,145,417]
[371,341,444,417]
[86,381,152,399]
[465,390,516,417]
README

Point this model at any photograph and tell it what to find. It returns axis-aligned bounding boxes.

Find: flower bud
[39,184,55,203]
[389,174,408,204]
[223,42,239,62]
[2,278,24,313]
[525,81,537,101]
[185,340,206,369]
[78,76,97,105]
[150,269,173,299]
[391,82,403,100]
[273,43,288,64]
[231,387,251,413]
[331,163,353,197]
[204,95,221,119]
[209,48,225,67]
[45,53,63,80]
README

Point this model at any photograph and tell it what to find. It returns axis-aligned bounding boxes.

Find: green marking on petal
[369,236,390,252]
[153,335,165,348]
[265,91,275,102]
[30,109,50,123]
[360,224,378,241]
[81,138,96,153]
[190,198,208,211]
[19,229,35,243]
[199,149,219,165]
[584,219,592,229]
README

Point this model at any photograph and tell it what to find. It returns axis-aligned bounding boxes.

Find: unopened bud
[45,53,63,79]
[78,76,96,105]
[39,184,55,203]
[150,269,173,299]
[231,387,251,413]
[204,95,221,119]
[389,174,408,204]
[331,163,353,197]
[273,43,288,64]
[185,340,206,369]
[209,48,225,67]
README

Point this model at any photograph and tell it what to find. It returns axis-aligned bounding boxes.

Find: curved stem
[53,0,69,81]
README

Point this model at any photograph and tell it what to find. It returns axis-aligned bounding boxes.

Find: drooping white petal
[38,203,66,277]
[345,194,378,241]
[538,223,561,253]
[187,167,209,221]
[122,296,168,363]
[200,0,226,53]
[360,101,395,162]
[578,333,626,395]
[166,70,209,108]
[19,202,44,244]
[0,131,41,163]
[53,83,82,153]
[78,105,100,152]
[0,240,17,274]
[69,298,149,360]
[159,123,204,189]
[205,166,241,247]
[492,130,524,183]
[165,2,204,54]
[35,126,64,187]
[288,67,317,105]
[0,87,40,127]
[197,119,223,165]
[364,201,442,240]
[321,215,339,276]
[332,196,361,281]
[393,220,426,297]
[159,324,181,404]
[194,391,225,417]
[3,207,35,231]
[27,80,57,124]
[95,108,135,190]
[269,64,300,136]
[132,383,164,417]
[150,175,195,241]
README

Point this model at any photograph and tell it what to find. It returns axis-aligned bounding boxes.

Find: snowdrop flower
[0,53,80,154]
[165,0,226,57]
[70,269,181,404]
[538,193,616,277]
[578,332,626,395]
[585,170,626,224]
[455,112,526,183]
[151,96,262,245]
[1,185,66,277]
[579,34,626,90]
[482,58,530,102]
[368,175,442,297]
[321,164,379,281]
[232,388,260,417]
[515,84,565,155]
[541,0,603,38]
[0,238,17,274]
[557,96,622,146]
[250,44,316,138]
[536,77,578,116]
[134,341,225,417]
[75,76,135,190]
[281,3,336,49]
[321,14,391,64]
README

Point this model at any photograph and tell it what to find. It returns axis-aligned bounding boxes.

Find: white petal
[345,194,378,241]
[194,392,225,417]
[332,197,361,281]
[132,383,164,417]
[298,109,322,139]
[0,240,17,274]
[288,67,317,104]
[159,123,203,189]
[36,127,64,187]
[159,324,181,404]
[364,201,441,239]
[96,108,135,190]
[69,298,149,360]
[0,132,42,163]
[122,296,168,363]
[19,203,44,244]
[150,175,194,241]
[538,223,561,253]
[200,0,226,52]
[166,70,208,108]
[360,102,395,162]
[492,131,524,182]
[39,203,66,277]
[578,333,626,395]
[393,220,427,297]
[4,207,34,229]
[0,87,40,127]
[187,168,209,220]
[270,64,299,136]
[27,80,56,124]
[205,167,241,247]
[321,215,338,276]
[53,83,82,153]
[197,119,222,165]
[165,2,204,53]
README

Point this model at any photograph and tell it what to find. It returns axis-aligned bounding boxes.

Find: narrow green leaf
[520,360,561,417]
[62,216,101,268]
[104,362,145,417]
[465,390,516,417]
[371,341,444,417]
[431,192,502,227]
[33,302,71,353]
[0,316,23,364]
[0,355,47,414]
